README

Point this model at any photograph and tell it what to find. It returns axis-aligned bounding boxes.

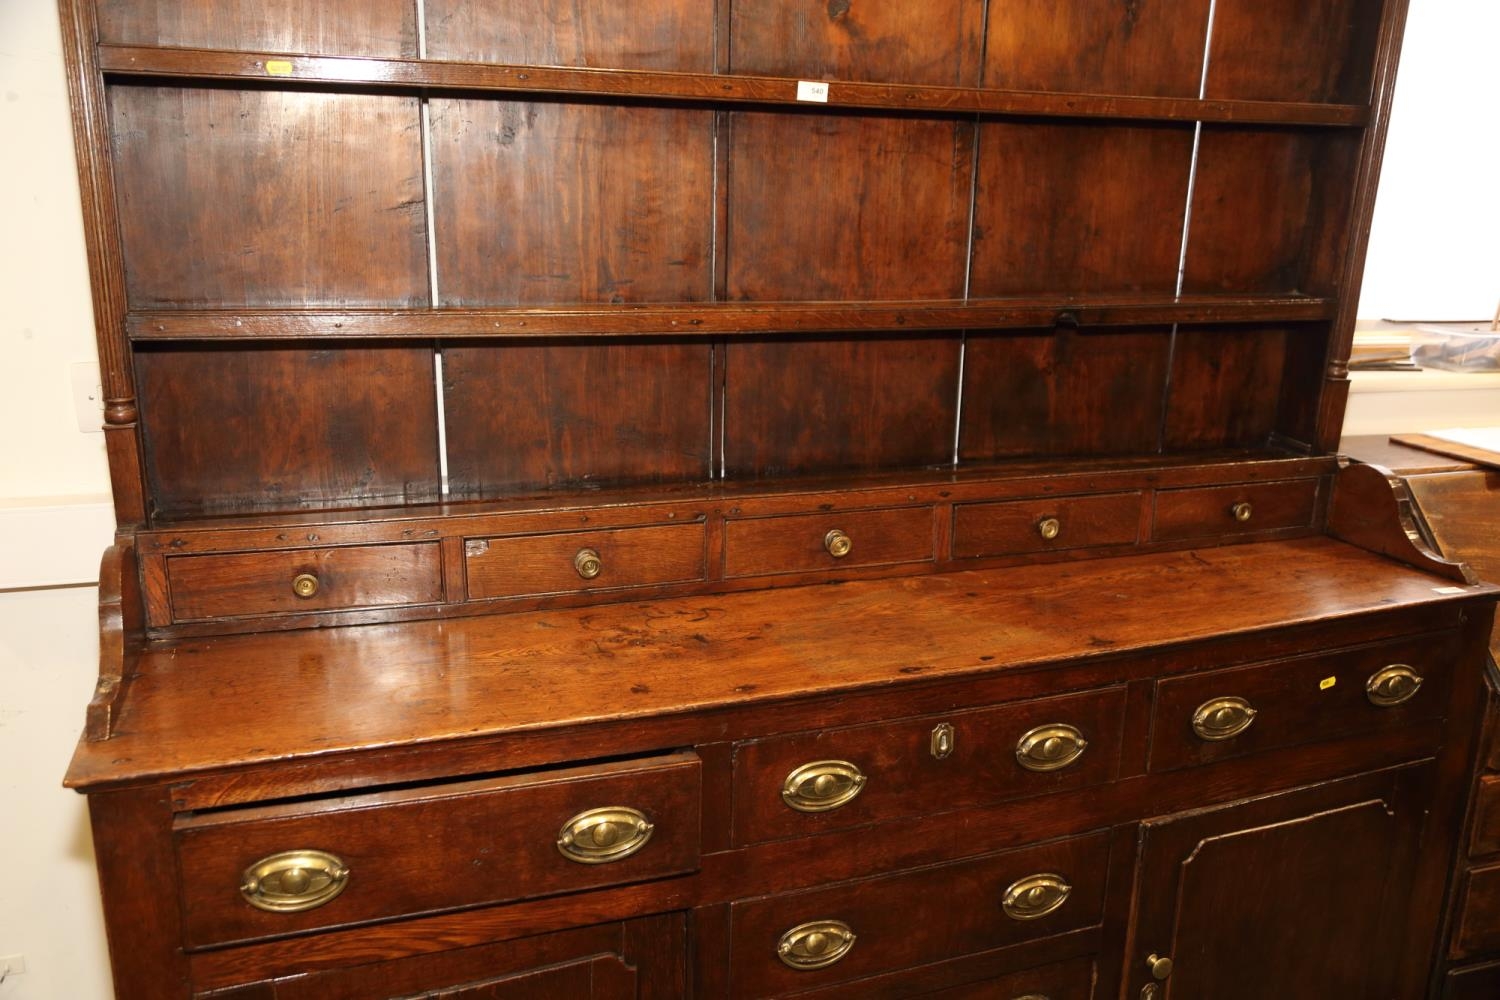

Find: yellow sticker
[1319,676,1337,691]
[265,60,294,77]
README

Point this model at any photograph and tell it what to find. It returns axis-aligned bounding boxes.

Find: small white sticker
[796,80,830,103]
[1433,586,1467,595]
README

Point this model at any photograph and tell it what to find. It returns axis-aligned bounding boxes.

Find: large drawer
[727,831,1110,998]
[1151,478,1320,541]
[465,522,706,600]
[174,752,701,948]
[733,687,1126,845]
[1149,633,1456,773]
[167,542,443,621]
[723,506,934,578]
[952,491,1140,559]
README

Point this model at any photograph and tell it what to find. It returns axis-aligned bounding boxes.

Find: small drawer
[1149,633,1456,773]
[953,491,1141,558]
[1151,478,1320,541]
[732,687,1126,846]
[175,752,701,949]
[1472,775,1500,857]
[723,506,933,578]
[167,542,443,621]
[1453,863,1500,960]
[465,522,705,601]
[727,831,1109,998]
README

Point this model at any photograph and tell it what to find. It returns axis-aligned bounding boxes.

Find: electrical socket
[0,953,25,979]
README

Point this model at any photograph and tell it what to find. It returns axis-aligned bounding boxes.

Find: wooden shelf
[97,45,1369,128]
[127,295,1338,342]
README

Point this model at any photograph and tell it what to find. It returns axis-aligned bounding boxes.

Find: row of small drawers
[162,478,1320,622]
[176,631,1451,959]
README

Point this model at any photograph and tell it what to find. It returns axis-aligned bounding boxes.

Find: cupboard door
[1126,766,1430,999]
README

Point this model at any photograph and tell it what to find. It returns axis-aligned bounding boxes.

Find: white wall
[0,2,1493,998]
[1358,0,1500,322]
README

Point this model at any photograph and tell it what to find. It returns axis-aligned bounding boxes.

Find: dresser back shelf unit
[58,1,1500,998]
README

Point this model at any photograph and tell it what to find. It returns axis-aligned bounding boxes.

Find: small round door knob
[291,573,320,599]
[1147,954,1174,980]
[1231,502,1253,522]
[574,548,602,580]
[1038,517,1062,540]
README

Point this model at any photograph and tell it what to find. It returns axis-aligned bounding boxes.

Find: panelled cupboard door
[1125,766,1430,1000]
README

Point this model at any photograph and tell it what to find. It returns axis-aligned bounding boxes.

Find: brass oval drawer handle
[1367,664,1423,707]
[1016,724,1089,772]
[574,548,603,580]
[1192,696,1258,741]
[782,760,867,813]
[556,806,654,864]
[1037,516,1062,541]
[1231,501,1253,523]
[291,573,320,599]
[240,850,349,913]
[824,528,853,559]
[777,919,856,970]
[1002,873,1072,921]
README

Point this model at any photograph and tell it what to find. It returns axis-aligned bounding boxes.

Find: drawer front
[168,543,443,621]
[953,491,1141,559]
[912,957,1095,1000]
[175,753,701,948]
[733,688,1126,846]
[1446,960,1500,1000]
[1151,478,1320,541]
[465,522,705,600]
[1149,633,1456,773]
[723,506,933,578]
[1454,863,1500,960]
[1472,775,1500,857]
[728,831,1109,998]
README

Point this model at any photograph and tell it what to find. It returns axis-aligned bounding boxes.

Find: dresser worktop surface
[68,536,1496,791]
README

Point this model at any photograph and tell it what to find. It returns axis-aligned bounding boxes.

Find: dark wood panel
[442,341,712,495]
[1207,0,1382,103]
[135,345,440,514]
[971,122,1193,296]
[904,957,1095,1000]
[959,328,1171,460]
[167,543,444,621]
[430,100,715,306]
[1183,129,1361,295]
[1473,775,1500,857]
[722,336,960,476]
[1454,863,1500,959]
[729,0,984,86]
[983,0,1210,96]
[1164,325,1289,450]
[109,86,428,309]
[424,0,713,71]
[727,113,973,301]
[97,0,417,56]
[1446,960,1500,1000]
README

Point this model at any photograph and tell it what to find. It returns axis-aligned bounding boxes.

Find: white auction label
[796,80,831,103]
